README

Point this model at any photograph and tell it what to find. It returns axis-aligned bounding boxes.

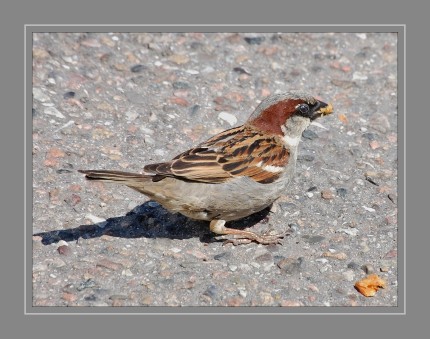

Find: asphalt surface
[32,32,398,307]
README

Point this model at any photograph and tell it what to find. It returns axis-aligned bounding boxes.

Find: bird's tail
[78,169,152,184]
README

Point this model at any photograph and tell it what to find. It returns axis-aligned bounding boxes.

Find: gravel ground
[32,32,398,307]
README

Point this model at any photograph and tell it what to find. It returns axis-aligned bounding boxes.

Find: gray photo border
[26,25,405,315]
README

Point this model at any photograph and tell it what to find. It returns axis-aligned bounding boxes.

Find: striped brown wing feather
[143,126,289,184]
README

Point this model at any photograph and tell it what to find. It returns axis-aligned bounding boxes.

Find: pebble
[384,249,397,258]
[279,300,303,307]
[302,129,318,140]
[96,259,123,271]
[47,147,66,158]
[321,190,335,200]
[347,262,361,270]
[85,214,108,228]
[44,107,65,119]
[76,279,97,291]
[33,262,48,273]
[254,252,273,263]
[122,269,134,277]
[169,97,189,107]
[369,140,380,149]
[62,292,78,303]
[218,112,237,126]
[33,88,50,102]
[63,91,76,99]
[168,54,190,65]
[362,264,375,274]
[277,257,304,275]
[244,36,265,45]
[352,72,368,80]
[297,154,315,162]
[369,113,391,134]
[362,205,376,212]
[186,249,208,261]
[342,270,355,282]
[46,258,66,268]
[336,188,347,197]
[337,228,358,236]
[130,64,146,73]
[226,296,244,306]
[141,295,154,305]
[302,235,325,244]
[323,251,347,260]
[172,81,190,89]
[238,288,247,298]
[229,265,238,272]
[233,66,252,75]
[57,245,71,256]
[203,285,217,298]
[362,132,376,141]
[214,252,232,261]
[66,193,81,207]
[259,292,274,305]
[125,111,139,121]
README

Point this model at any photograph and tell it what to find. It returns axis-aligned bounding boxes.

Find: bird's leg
[210,219,285,245]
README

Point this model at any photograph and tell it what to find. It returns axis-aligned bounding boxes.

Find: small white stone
[44,107,65,119]
[337,228,359,236]
[58,240,69,247]
[362,205,376,212]
[154,149,166,156]
[122,269,133,276]
[342,270,355,282]
[356,33,367,40]
[33,88,50,102]
[85,214,108,228]
[315,258,329,264]
[218,112,237,126]
[229,265,238,272]
[125,111,138,121]
[238,288,247,298]
[353,72,368,81]
[202,66,215,73]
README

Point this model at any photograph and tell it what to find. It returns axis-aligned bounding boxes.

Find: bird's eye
[297,103,310,115]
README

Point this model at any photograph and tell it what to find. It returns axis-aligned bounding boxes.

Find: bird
[79,90,333,245]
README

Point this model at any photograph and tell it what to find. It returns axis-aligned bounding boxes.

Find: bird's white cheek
[282,133,301,147]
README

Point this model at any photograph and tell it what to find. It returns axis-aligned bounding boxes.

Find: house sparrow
[79,91,333,245]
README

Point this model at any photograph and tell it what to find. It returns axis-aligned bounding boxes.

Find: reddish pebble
[69,184,82,192]
[369,140,380,149]
[62,292,78,303]
[280,300,303,307]
[321,190,335,200]
[57,245,71,256]
[226,296,244,307]
[384,249,397,258]
[169,97,189,107]
[225,92,244,102]
[70,194,81,206]
[47,148,66,158]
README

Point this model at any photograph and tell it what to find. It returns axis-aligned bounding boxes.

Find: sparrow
[79,90,333,245]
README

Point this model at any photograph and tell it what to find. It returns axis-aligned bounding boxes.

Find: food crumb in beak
[319,103,334,116]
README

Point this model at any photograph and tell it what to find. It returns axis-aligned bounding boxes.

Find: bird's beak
[311,101,334,120]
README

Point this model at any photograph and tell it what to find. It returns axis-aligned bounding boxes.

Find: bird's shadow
[34,201,272,246]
